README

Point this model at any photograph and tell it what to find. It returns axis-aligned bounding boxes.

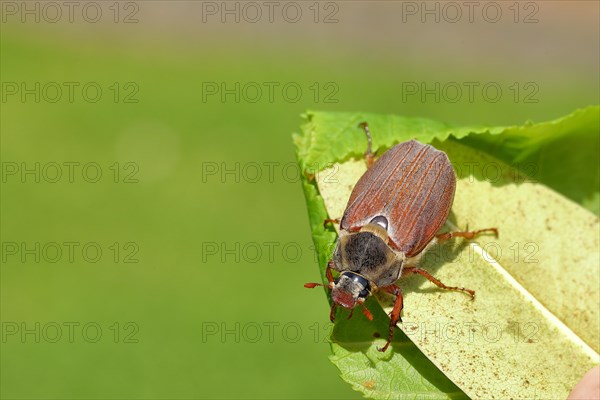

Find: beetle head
[304,269,374,322]
[331,271,371,309]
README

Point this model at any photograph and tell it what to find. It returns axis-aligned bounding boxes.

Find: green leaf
[458,106,600,215]
[294,108,599,399]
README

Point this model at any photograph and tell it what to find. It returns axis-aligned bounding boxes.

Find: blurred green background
[1,1,598,399]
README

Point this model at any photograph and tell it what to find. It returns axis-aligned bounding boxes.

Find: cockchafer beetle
[305,122,497,352]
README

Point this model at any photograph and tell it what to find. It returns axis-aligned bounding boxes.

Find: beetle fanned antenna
[304,282,326,289]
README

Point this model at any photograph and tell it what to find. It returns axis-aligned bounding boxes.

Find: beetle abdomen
[340,140,455,257]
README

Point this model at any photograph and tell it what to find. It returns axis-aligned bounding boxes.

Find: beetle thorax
[333,223,405,287]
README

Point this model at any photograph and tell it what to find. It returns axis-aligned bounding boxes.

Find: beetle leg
[377,284,403,352]
[326,262,335,285]
[359,301,373,321]
[323,218,340,228]
[347,301,373,321]
[347,308,354,320]
[436,228,498,242]
[358,122,375,168]
[404,267,475,298]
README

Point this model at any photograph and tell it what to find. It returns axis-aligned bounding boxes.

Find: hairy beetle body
[305,123,497,352]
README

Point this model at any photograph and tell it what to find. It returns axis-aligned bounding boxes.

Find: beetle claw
[377,342,391,352]
[323,218,340,229]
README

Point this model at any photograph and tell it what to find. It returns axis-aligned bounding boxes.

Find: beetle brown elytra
[305,122,498,352]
